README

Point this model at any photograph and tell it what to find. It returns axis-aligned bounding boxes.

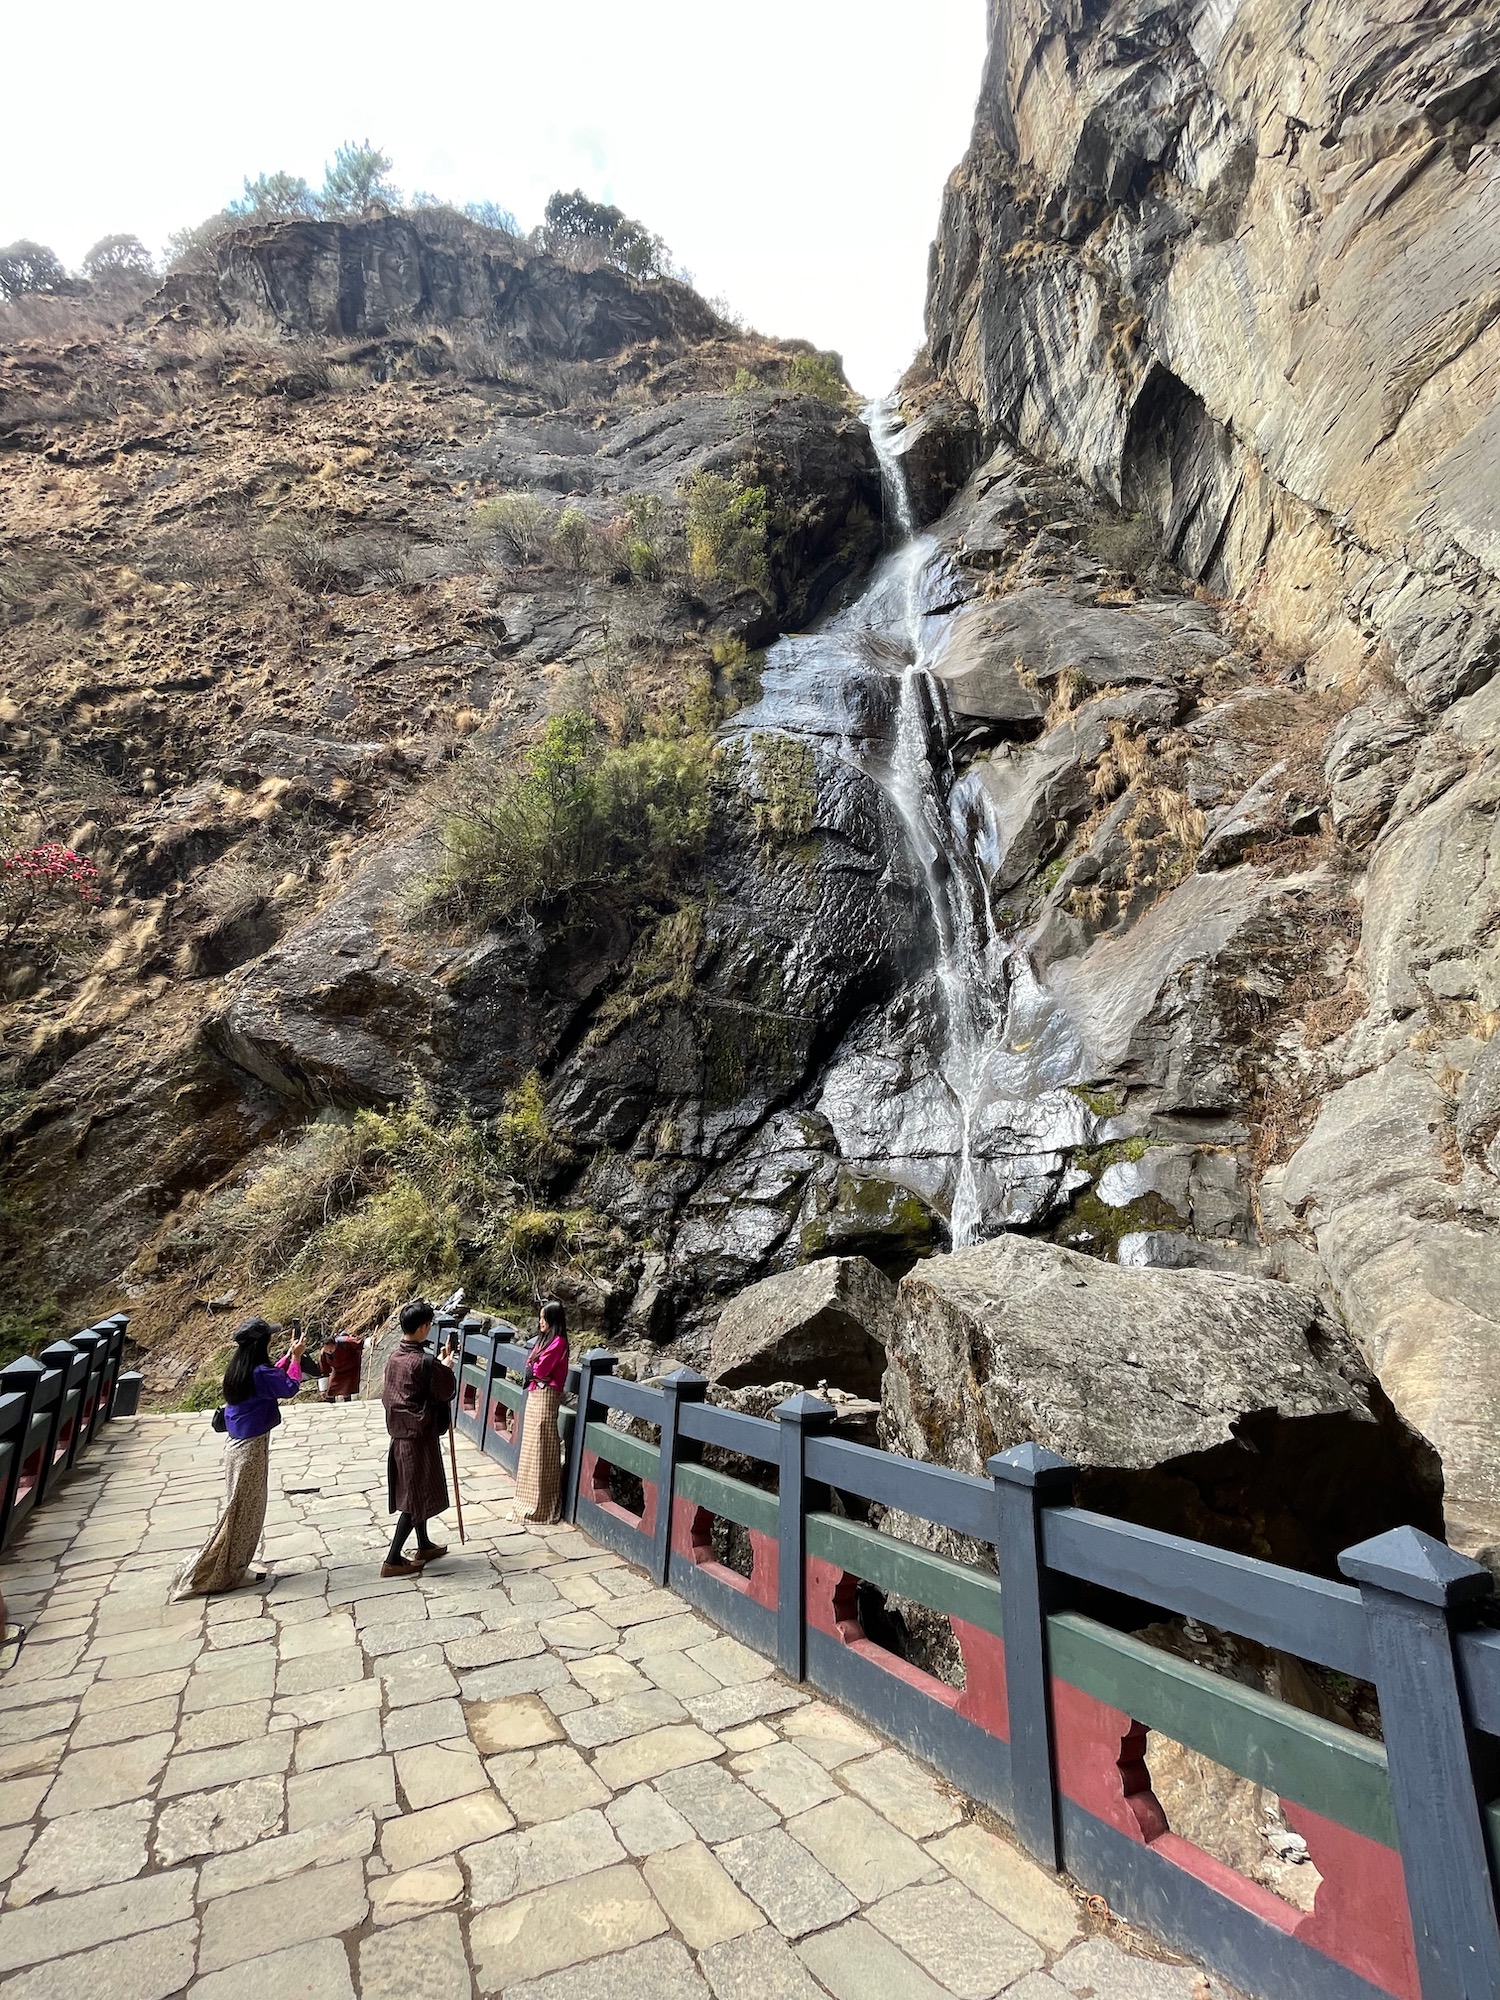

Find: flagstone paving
[0,1404,1242,1999]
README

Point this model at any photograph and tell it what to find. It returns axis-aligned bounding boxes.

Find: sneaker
[415,1544,448,1565]
[380,1558,422,1579]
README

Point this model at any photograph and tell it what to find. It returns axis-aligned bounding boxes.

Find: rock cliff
[906,0,1500,1560]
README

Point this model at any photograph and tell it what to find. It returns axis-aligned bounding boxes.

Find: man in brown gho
[380,1298,456,1577]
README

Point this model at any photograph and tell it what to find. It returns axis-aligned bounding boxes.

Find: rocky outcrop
[916,0,1500,1557]
[709,1255,895,1397]
[882,1234,1443,1573]
[924,0,1500,711]
[154,214,722,359]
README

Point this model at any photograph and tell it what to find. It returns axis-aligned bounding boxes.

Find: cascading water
[731,395,1086,1245]
[861,398,1010,1246]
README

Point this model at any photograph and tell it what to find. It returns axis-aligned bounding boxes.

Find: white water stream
[859,397,1010,1245]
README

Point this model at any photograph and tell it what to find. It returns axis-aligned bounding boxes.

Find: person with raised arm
[175,1316,304,1598]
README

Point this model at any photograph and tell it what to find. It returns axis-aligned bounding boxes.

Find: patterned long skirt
[514,1385,562,1524]
[174,1431,271,1598]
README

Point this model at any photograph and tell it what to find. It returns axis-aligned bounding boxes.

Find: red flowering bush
[0,841,101,949]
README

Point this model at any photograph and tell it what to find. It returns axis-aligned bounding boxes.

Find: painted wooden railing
[446,1320,1500,2000]
[0,1316,134,1551]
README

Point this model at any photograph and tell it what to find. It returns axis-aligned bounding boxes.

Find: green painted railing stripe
[584,1421,660,1482]
[805,1513,1004,1639]
[1049,1611,1397,1848]
[491,1380,523,1413]
[676,1461,779,1537]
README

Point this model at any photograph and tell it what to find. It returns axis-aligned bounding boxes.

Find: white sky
[1,0,987,393]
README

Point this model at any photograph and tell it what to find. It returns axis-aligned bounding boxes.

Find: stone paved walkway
[0,1404,1237,1999]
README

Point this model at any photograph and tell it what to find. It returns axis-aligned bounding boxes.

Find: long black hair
[223,1319,274,1404]
[539,1299,566,1339]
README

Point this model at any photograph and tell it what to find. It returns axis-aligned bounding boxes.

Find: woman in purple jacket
[176,1317,305,1598]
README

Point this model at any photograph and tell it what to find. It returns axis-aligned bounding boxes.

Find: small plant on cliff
[0,242,64,301]
[471,492,555,563]
[0,838,100,951]
[424,710,710,926]
[684,472,770,592]
[218,1081,590,1334]
[320,141,399,218]
[785,350,849,404]
[540,190,671,281]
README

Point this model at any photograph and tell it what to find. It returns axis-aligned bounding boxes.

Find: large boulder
[882,1235,1442,1573]
[709,1256,895,1397]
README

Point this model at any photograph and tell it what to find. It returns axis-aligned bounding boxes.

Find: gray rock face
[709,1256,895,1397]
[925,0,1500,714]
[155,215,722,359]
[910,0,1500,1558]
[882,1235,1443,1572]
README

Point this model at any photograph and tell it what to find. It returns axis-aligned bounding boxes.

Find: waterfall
[861,398,1009,1247]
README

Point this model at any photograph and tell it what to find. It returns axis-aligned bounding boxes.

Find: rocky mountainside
[894,0,1500,1559]
[3,7,1497,1582]
[0,211,883,1379]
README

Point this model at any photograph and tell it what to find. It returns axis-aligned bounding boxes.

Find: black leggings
[388,1513,434,1562]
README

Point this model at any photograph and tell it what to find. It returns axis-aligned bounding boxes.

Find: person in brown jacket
[380,1298,456,1578]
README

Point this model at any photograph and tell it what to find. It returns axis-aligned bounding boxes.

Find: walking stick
[447,1414,466,1545]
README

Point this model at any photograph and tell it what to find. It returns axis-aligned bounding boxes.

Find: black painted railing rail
[0,1315,135,1554]
[447,1314,1500,2000]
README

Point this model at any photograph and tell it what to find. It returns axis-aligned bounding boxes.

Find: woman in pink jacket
[512,1299,570,1524]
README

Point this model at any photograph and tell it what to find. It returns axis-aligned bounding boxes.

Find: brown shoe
[380,1558,422,1579]
[415,1544,448,1565]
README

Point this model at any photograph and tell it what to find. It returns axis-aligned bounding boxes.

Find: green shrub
[472,492,554,562]
[218,1081,592,1334]
[426,710,710,925]
[622,493,665,583]
[684,472,770,592]
[785,351,848,403]
[551,506,594,571]
[750,732,817,844]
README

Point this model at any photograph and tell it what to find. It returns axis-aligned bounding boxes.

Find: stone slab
[592,1724,724,1791]
[465,1693,563,1754]
[506,1936,710,2000]
[7,1799,151,1905]
[198,1856,368,1973]
[798,1916,951,2000]
[199,1811,377,1899]
[380,1790,515,1872]
[868,1879,1045,1998]
[789,1796,939,1902]
[190,1935,356,2000]
[606,1783,696,1858]
[485,1743,610,1823]
[467,1807,624,1906]
[701,1926,831,2000]
[469,1859,667,1988]
[359,1910,470,1999]
[716,1825,858,1939]
[926,1823,1082,1955]
[643,1839,763,1950]
[0,1919,197,2000]
[842,1750,963,1839]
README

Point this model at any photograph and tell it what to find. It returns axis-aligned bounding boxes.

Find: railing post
[565,1351,616,1524]
[773,1391,835,1682]
[0,1359,42,1547]
[33,1346,75,1504]
[1340,1526,1500,2000]
[653,1369,707,1587]
[989,1443,1076,1873]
